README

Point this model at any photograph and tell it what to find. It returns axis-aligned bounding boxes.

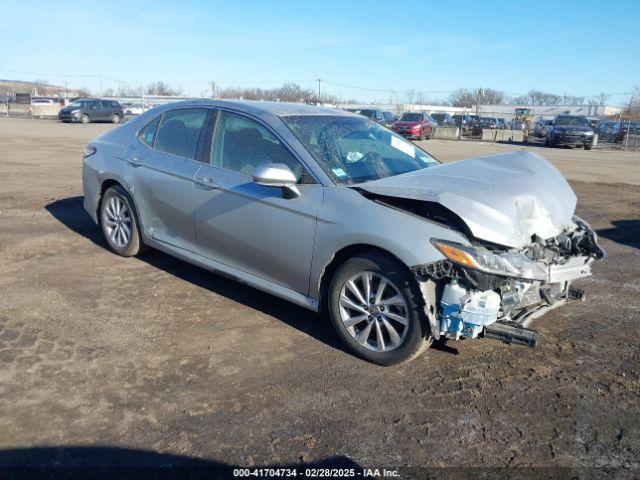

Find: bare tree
[145,81,184,96]
[448,88,477,107]
[448,87,507,107]
[623,85,640,116]
[217,83,337,104]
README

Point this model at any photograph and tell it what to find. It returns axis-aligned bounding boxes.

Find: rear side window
[139,116,161,148]
[154,108,207,160]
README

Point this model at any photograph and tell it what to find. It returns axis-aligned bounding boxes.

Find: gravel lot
[0,118,639,477]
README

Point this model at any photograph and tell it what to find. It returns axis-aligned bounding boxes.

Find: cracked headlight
[431,239,548,280]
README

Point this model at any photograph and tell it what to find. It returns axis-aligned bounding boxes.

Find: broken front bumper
[414,255,596,345]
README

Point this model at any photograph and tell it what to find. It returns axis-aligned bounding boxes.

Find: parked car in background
[392,112,434,140]
[497,118,507,129]
[359,109,387,125]
[597,120,618,141]
[430,112,454,126]
[472,117,499,135]
[452,114,474,134]
[546,115,595,149]
[31,97,58,105]
[58,99,124,124]
[381,111,395,127]
[83,100,604,365]
[124,103,151,115]
[534,119,554,138]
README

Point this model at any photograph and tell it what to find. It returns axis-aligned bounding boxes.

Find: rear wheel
[100,185,145,257]
[327,252,432,365]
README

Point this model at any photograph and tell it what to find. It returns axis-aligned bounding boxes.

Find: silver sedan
[82,100,605,365]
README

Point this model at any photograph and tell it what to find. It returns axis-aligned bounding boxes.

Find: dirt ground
[0,118,639,477]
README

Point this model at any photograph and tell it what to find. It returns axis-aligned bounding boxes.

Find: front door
[193,110,321,295]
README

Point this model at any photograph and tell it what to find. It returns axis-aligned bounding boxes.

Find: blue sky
[1,0,638,103]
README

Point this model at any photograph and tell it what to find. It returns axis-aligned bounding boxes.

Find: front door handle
[194,176,217,189]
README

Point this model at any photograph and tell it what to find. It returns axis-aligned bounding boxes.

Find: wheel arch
[317,243,413,315]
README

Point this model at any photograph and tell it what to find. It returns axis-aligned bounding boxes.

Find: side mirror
[252,163,300,199]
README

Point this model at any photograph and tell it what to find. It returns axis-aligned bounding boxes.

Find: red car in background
[392,112,435,140]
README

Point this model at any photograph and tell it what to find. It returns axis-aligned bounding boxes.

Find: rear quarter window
[139,115,162,148]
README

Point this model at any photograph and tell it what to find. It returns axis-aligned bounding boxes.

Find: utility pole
[317,78,322,103]
[210,81,216,99]
[98,74,103,98]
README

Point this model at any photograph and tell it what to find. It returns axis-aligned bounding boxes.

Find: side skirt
[144,237,320,312]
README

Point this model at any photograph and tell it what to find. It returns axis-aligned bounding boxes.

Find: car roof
[150,99,354,119]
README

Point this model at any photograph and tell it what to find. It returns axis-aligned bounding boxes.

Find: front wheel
[80,114,90,124]
[100,185,145,257]
[327,252,432,365]
[584,143,592,150]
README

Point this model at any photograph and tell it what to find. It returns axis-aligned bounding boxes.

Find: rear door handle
[194,176,217,189]
[127,156,143,167]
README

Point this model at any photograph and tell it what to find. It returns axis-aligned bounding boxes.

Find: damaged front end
[412,217,605,348]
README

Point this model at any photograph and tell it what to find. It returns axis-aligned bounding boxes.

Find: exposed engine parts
[414,219,602,347]
[526,219,606,262]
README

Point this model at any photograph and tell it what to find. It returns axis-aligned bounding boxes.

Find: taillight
[83,144,97,158]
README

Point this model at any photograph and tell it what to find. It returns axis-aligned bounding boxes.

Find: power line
[0,67,635,100]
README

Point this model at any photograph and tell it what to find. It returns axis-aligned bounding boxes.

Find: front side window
[283,115,439,185]
[211,111,307,182]
[139,115,161,148]
[154,108,207,160]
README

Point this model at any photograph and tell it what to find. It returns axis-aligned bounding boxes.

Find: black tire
[584,143,592,150]
[419,129,425,141]
[110,113,121,124]
[327,252,432,365]
[100,185,146,257]
[80,114,90,124]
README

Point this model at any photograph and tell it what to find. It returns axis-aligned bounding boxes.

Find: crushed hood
[358,151,577,249]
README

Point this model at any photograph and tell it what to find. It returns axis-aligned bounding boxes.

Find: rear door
[87,100,103,120]
[125,107,210,252]
[193,109,321,294]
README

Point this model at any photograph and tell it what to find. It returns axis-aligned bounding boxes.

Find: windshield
[399,113,422,122]
[282,115,439,185]
[70,101,87,107]
[555,115,588,126]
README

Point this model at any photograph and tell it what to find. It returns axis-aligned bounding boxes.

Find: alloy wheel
[103,196,132,249]
[339,271,409,352]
